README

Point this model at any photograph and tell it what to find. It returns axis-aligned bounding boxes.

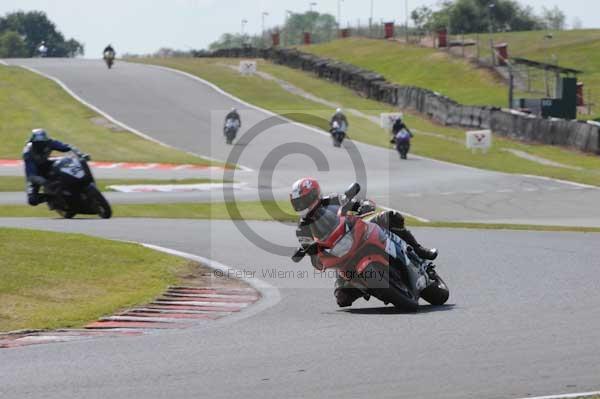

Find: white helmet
[335,108,342,114]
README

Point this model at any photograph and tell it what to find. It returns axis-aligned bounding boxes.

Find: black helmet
[29,129,51,161]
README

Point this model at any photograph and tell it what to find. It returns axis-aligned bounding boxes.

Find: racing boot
[333,276,365,308]
[393,228,438,261]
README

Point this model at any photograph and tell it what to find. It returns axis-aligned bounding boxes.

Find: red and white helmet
[290,177,321,217]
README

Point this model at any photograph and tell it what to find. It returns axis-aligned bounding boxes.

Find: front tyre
[87,185,112,219]
[362,263,419,311]
[56,209,76,219]
[420,272,449,306]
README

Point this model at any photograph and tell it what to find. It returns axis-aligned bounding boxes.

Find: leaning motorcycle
[103,50,115,69]
[224,118,239,145]
[43,153,112,219]
[292,183,449,311]
[330,121,346,148]
[395,129,411,160]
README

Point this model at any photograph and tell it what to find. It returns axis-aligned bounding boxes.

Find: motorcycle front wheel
[87,185,112,219]
[420,272,450,306]
[56,209,76,219]
[362,263,419,311]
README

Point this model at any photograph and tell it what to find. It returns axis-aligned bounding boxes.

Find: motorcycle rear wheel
[362,263,419,311]
[226,135,236,145]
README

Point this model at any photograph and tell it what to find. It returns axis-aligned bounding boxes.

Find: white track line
[519,174,598,190]
[512,390,600,399]
[16,63,252,172]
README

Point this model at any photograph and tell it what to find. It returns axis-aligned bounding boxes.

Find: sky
[0,0,595,57]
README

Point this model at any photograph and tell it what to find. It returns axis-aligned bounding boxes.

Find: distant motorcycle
[103,50,115,69]
[292,182,449,311]
[330,120,346,148]
[224,118,240,145]
[43,153,112,219]
[395,129,412,160]
[37,44,48,58]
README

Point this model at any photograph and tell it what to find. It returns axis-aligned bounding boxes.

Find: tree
[0,30,27,57]
[411,6,433,32]
[418,0,545,34]
[0,11,84,57]
[571,17,583,30]
[542,6,566,30]
[209,33,246,50]
[282,11,337,45]
[207,11,337,49]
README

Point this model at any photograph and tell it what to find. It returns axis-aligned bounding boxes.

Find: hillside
[303,30,600,118]
[302,37,511,107]
[467,29,600,116]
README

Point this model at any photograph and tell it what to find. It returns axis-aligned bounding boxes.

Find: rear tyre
[87,185,112,219]
[420,272,449,306]
[363,263,418,311]
[225,130,236,145]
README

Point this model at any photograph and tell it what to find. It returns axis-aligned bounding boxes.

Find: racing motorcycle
[330,120,346,148]
[395,129,412,160]
[224,118,240,145]
[43,153,112,219]
[103,50,115,69]
[292,183,449,311]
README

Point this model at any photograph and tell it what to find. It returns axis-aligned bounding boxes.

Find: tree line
[209,1,569,50]
[411,0,567,34]
[209,11,337,50]
[0,11,84,58]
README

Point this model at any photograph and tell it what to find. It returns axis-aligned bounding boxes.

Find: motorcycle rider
[391,116,413,144]
[290,177,438,307]
[330,108,348,132]
[23,129,83,206]
[224,107,241,131]
[38,41,48,57]
[103,44,115,56]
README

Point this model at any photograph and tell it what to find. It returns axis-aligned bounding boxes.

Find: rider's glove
[357,199,377,215]
[71,146,90,161]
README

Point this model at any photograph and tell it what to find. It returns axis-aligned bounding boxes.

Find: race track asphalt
[0,218,598,399]
[1,59,600,399]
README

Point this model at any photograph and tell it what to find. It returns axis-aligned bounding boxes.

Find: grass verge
[406,218,600,234]
[1,201,598,233]
[0,64,219,166]
[0,227,198,332]
[0,200,298,221]
[131,57,600,186]
[0,176,222,192]
[303,37,512,107]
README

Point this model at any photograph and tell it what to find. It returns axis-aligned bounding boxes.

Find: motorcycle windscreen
[396,130,411,141]
[52,157,89,186]
[310,205,342,244]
